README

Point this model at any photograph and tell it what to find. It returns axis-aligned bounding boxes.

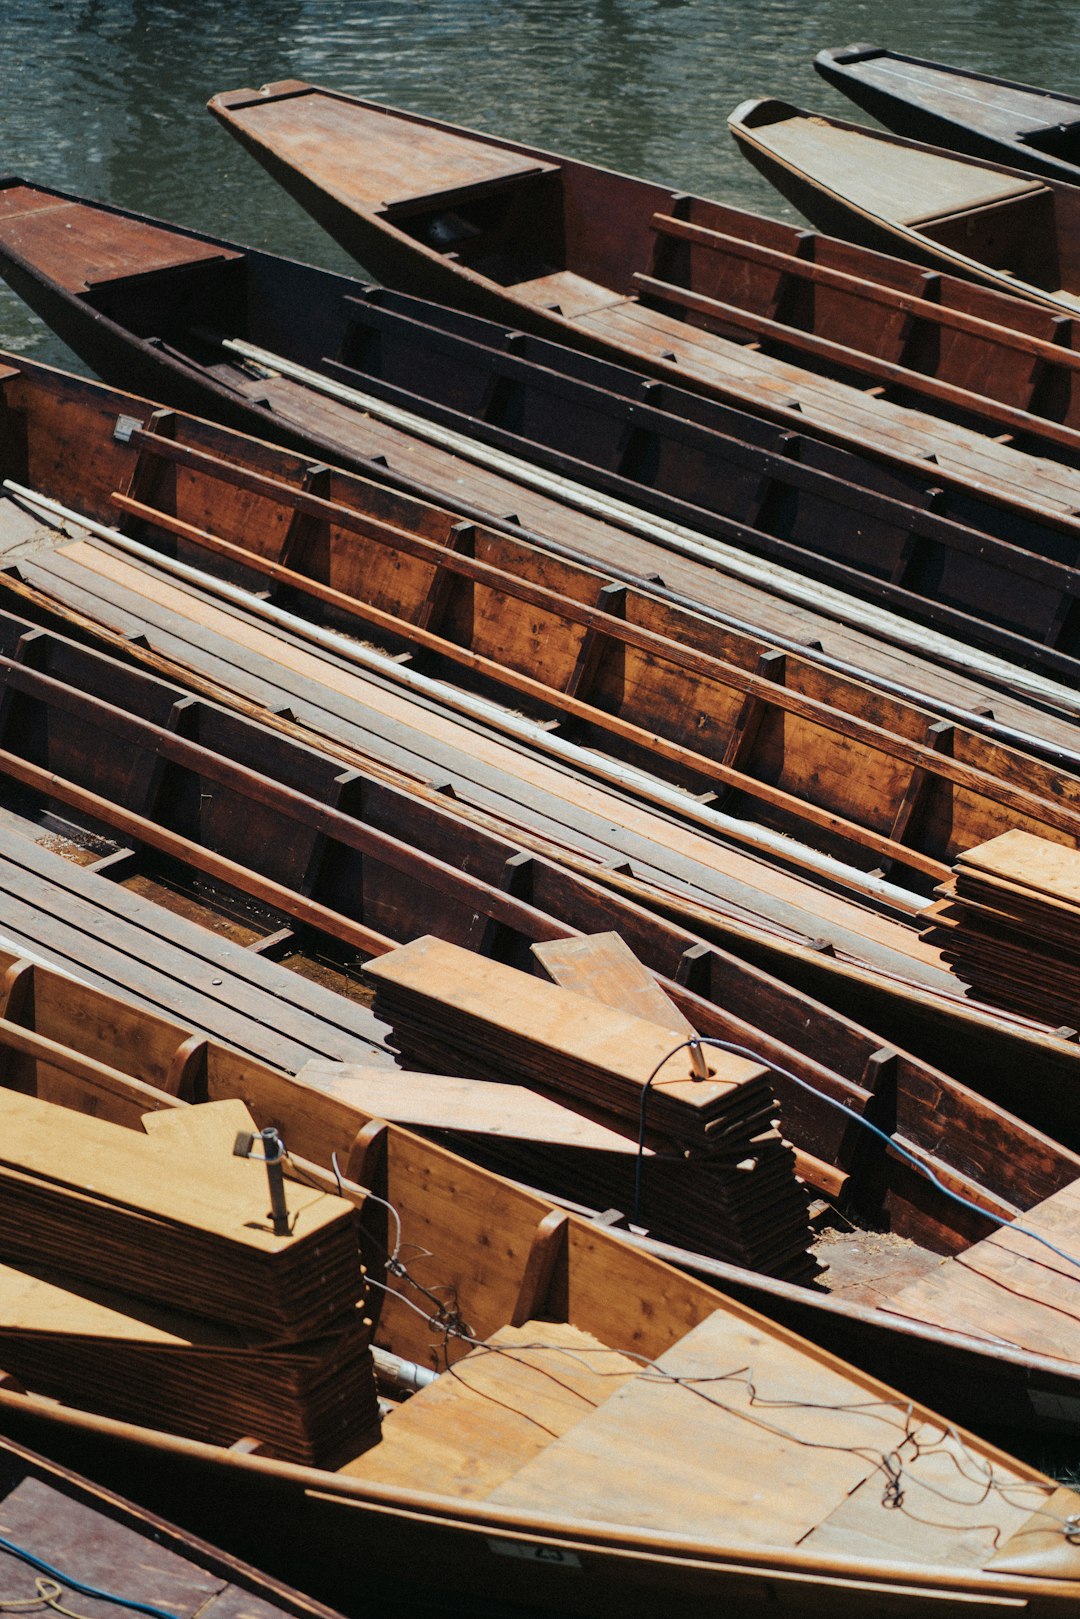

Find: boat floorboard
[565,299,1080,512]
[7,527,951,985]
[195,371,1080,745]
[0,1472,280,1619]
[0,812,395,1072]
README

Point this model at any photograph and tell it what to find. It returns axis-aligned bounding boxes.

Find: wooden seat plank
[215,89,557,215]
[531,932,696,1036]
[297,1059,641,1153]
[0,187,241,293]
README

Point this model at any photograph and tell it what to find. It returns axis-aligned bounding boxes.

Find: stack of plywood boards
[0,1092,380,1464]
[363,936,815,1281]
[298,1058,662,1218]
[921,829,1080,1026]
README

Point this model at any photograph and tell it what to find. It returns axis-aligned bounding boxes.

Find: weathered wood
[530,932,695,1036]
[8,170,1080,684]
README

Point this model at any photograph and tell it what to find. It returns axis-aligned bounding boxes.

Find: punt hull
[815,44,1080,184]
[0,977,1076,1615]
[2,179,1080,681]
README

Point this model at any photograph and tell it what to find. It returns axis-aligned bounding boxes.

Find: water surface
[5,0,1080,367]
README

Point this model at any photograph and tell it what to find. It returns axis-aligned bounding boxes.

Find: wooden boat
[729,96,1080,323]
[206,79,1080,473]
[3,834,1080,1450]
[2,352,1078,908]
[0,362,1074,1153]
[18,468,1080,1163]
[1,952,1080,1614]
[202,81,1080,488]
[816,44,1080,184]
[0,548,1075,1261]
[2,185,1080,688]
[0,1431,350,1619]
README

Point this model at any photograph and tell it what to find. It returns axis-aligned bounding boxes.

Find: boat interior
[818,48,1080,162]
[5,176,1080,692]
[732,101,1080,301]
[0,947,1078,1581]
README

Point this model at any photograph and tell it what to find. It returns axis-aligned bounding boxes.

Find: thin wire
[361,1174,1079,1542]
[634,1035,1080,1274]
[0,1539,178,1619]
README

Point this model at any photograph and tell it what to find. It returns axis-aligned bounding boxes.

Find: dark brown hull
[0,353,1077,1150]
[728,98,1080,320]
[0,581,1072,1250]
[1,184,1080,687]
[0,1432,349,1619]
[816,45,1080,184]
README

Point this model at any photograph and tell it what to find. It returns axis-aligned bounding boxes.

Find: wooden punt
[209,78,1080,475]
[0,1431,351,1619]
[0,577,1075,1258]
[18,489,1080,1170]
[729,96,1080,324]
[1,356,1078,907]
[0,958,1080,1614]
[225,282,1080,689]
[202,83,1080,491]
[0,855,1077,1447]
[4,183,1080,684]
[815,44,1080,184]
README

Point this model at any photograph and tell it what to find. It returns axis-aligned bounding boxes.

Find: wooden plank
[0,190,241,293]
[882,1176,1080,1362]
[0,817,395,1072]
[341,1320,637,1498]
[958,828,1080,904]
[214,87,557,215]
[16,540,950,976]
[530,932,695,1036]
[363,935,771,1141]
[297,1060,643,1152]
[486,1307,1030,1547]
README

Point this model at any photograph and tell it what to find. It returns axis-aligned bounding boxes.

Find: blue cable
[0,1532,179,1619]
[634,1035,1080,1275]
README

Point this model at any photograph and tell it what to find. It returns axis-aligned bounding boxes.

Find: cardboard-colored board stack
[0,1093,381,1466]
[363,936,816,1282]
[921,830,1080,1028]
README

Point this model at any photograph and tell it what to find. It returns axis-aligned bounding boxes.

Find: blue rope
[0,1532,180,1619]
[633,1035,1080,1274]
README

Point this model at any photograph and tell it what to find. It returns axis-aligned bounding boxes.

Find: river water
[5,0,1080,369]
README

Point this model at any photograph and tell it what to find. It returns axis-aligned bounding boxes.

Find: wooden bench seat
[0,186,242,294]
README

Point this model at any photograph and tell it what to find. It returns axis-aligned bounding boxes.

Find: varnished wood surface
[0,1433,350,1619]
[92,409,1080,886]
[816,46,1080,183]
[729,100,1080,319]
[202,85,1080,519]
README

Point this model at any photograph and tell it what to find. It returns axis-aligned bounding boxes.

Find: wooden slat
[530,933,696,1037]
